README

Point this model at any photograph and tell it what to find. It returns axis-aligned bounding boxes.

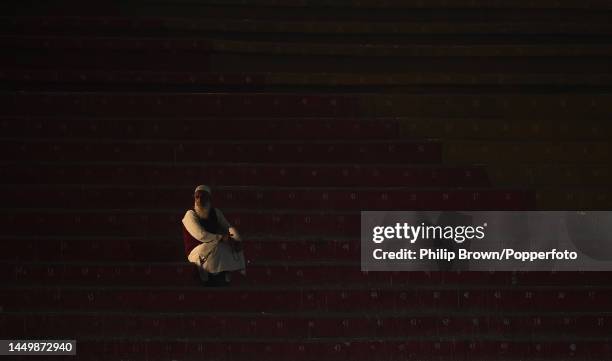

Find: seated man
[182,185,245,286]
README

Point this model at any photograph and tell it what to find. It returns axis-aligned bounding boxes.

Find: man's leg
[206,271,229,287]
[186,245,210,284]
[197,256,209,283]
[192,241,245,286]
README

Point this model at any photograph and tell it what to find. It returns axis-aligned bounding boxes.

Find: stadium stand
[1,0,612,359]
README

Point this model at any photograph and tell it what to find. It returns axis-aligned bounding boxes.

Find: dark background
[1,1,612,360]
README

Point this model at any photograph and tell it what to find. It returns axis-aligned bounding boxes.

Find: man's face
[195,191,211,207]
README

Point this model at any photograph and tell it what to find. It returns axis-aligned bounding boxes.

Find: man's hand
[220,232,242,252]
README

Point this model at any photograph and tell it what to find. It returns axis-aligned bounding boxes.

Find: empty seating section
[1,1,612,360]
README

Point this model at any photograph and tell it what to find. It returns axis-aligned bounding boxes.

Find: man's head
[194,185,212,209]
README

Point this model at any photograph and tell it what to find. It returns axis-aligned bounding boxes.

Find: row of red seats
[3,115,611,141]
[0,238,357,262]
[3,211,535,237]
[4,93,609,117]
[1,70,271,85]
[5,139,610,163]
[4,35,612,57]
[0,140,442,164]
[2,16,166,32]
[1,36,214,51]
[2,312,609,338]
[5,69,612,87]
[0,188,534,210]
[2,93,362,117]
[0,164,491,187]
[0,116,401,140]
[445,141,611,163]
[3,262,612,287]
[398,117,612,140]
[6,15,610,35]
[3,288,609,312]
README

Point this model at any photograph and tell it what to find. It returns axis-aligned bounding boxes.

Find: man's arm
[182,211,224,243]
[216,209,242,241]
